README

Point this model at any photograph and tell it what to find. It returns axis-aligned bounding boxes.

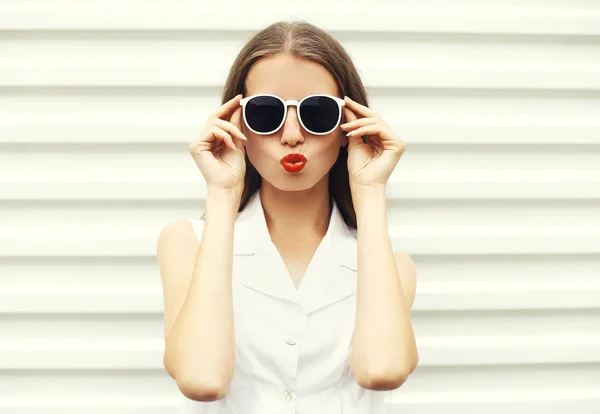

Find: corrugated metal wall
[2,1,599,413]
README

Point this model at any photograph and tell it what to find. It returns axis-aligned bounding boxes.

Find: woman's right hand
[189,94,248,192]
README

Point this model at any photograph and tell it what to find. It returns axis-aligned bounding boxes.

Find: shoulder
[393,251,415,272]
[155,220,203,306]
[156,220,203,346]
[156,220,201,258]
[393,251,417,310]
[157,219,199,241]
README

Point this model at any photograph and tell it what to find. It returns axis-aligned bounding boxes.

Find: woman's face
[242,53,347,192]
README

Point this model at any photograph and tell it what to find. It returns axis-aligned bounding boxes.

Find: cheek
[244,137,271,168]
[320,134,344,161]
[322,139,340,156]
[310,136,343,174]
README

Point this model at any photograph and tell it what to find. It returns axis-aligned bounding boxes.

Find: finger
[213,117,247,142]
[211,126,236,151]
[340,117,377,131]
[233,135,246,152]
[367,135,384,150]
[212,94,243,120]
[346,124,381,138]
[347,130,364,152]
[344,96,377,118]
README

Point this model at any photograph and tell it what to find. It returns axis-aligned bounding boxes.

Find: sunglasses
[240,94,346,136]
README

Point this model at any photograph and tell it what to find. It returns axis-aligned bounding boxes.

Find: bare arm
[158,189,240,401]
[349,185,418,391]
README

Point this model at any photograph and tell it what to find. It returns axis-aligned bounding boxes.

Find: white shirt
[181,191,387,413]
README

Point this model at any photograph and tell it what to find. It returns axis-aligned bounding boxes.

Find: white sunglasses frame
[239,93,346,136]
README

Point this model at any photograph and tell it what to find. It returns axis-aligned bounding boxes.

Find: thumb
[229,106,246,151]
[230,106,243,132]
[342,107,363,151]
[343,106,358,124]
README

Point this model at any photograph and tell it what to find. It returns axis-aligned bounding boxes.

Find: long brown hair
[221,21,369,229]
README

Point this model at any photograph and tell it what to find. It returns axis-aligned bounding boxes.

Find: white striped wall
[1,1,599,413]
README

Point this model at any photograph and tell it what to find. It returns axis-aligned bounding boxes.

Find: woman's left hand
[340,96,406,188]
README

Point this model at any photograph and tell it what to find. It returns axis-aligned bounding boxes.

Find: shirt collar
[233,190,358,313]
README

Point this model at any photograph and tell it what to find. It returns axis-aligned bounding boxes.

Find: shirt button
[285,337,296,346]
[282,390,293,402]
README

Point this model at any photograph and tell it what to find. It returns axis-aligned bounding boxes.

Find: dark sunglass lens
[245,96,285,133]
[300,96,339,134]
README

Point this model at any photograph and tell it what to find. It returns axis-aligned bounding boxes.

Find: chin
[268,173,322,192]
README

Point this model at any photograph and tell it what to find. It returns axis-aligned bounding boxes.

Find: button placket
[280,306,304,408]
[282,389,294,402]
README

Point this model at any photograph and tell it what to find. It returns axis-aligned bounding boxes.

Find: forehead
[245,53,339,99]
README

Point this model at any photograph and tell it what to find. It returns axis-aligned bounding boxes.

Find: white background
[1,1,600,413]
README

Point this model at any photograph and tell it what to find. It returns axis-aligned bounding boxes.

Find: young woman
[157,21,418,414]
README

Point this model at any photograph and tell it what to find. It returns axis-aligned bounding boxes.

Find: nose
[279,107,304,147]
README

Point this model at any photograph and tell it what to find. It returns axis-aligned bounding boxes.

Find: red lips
[280,153,307,173]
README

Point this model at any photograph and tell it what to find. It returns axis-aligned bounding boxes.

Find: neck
[260,176,331,238]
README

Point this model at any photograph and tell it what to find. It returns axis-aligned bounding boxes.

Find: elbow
[163,352,176,380]
[358,369,409,391]
[358,353,419,391]
[164,352,230,402]
[176,375,229,402]
[409,349,419,374]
